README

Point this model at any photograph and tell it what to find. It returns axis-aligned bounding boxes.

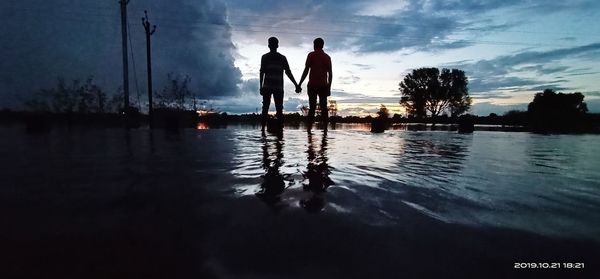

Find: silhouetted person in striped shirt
[259,37,299,132]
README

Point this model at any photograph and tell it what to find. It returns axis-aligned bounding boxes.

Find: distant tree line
[23,72,208,114]
[13,70,599,132]
[24,77,119,113]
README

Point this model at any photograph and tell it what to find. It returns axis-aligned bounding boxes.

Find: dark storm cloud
[0,0,241,109]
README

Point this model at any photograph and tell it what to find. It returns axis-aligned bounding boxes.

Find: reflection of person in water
[301,130,334,213]
[256,132,286,209]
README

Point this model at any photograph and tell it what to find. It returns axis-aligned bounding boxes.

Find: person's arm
[298,54,310,88]
[283,57,299,89]
[327,57,332,95]
[259,56,265,95]
[299,67,309,87]
[285,69,298,88]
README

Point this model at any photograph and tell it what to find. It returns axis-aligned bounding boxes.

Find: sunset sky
[1,0,599,116]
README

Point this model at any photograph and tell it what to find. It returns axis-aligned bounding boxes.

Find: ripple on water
[224,128,600,242]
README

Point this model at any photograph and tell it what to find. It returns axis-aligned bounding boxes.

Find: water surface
[1,125,599,278]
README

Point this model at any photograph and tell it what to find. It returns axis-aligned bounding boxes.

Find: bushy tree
[156,73,193,110]
[25,76,107,113]
[528,89,587,115]
[527,89,588,131]
[376,104,389,119]
[399,67,471,118]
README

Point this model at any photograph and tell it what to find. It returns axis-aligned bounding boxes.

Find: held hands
[295,84,302,94]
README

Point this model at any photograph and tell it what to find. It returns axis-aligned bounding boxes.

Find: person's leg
[274,92,284,122]
[318,90,328,125]
[307,91,317,125]
[261,92,272,130]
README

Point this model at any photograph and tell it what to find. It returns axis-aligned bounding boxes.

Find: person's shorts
[260,88,284,96]
[307,85,330,96]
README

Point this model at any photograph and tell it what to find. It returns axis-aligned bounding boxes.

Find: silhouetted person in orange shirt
[260,37,299,132]
[298,38,332,129]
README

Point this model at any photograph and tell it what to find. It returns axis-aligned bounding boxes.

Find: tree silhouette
[399,67,471,119]
[25,76,107,113]
[528,89,587,115]
[376,104,389,119]
[156,73,193,110]
[527,89,588,131]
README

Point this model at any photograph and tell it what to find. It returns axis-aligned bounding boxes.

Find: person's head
[268,37,279,51]
[313,38,324,50]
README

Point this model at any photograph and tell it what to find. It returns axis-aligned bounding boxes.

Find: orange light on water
[196,122,209,130]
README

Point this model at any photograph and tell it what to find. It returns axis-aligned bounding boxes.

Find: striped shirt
[260,52,290,92]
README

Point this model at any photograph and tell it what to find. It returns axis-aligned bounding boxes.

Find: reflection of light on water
[196,122,209,130]
[226,129,600,241]
[329,202,351,213]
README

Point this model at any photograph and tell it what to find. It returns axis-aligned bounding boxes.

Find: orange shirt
[305,49,331,87]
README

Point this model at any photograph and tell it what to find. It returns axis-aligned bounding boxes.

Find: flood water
[1,124,599,278]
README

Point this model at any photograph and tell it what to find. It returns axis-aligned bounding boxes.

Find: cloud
[515,65,570,75]
[338,75,361,85]
[585,98,600,112]
[224,0,600,53]
[222,0,522,53]
[527,85,571,92]
[352,63,374,70]
[583,91,600,97]
[445,43,600,94]
[338,106,378,116]
[336,96,400,104]
[0,0,241,109]
[469,102,528,116]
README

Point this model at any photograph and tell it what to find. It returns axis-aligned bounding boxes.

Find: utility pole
[142,10,156,126]
[119,0,130,112]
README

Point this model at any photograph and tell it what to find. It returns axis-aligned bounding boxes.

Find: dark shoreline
[1,110,599,133]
